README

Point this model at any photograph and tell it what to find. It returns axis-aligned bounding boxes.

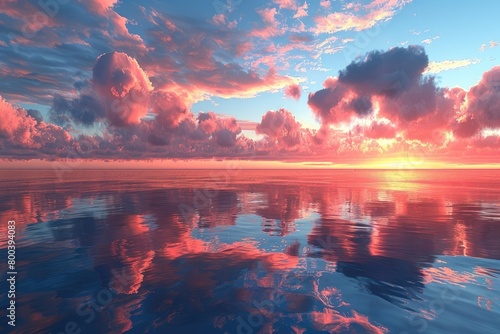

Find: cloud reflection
[1,170,500,333]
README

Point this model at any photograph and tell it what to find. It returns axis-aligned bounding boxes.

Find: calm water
[1,169,500,334]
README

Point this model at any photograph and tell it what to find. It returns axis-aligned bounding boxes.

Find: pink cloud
[251,8,284,38]
[151,91,189,128]
[453,116,480,138]
[479,40,499,52]
[313,0,411,34]
[258,8,278,23]
[87,0,119,15]
[0,0,62,41]
[214,128,239,147]
[198,112,219,134]
[272,0,298,10]
[284,84,302,100]
[92,52,153,126]
[256,109,302,149]
[0,96,71,149]
[212,13,227,26]
[293,2,309,18]
[363,121,397,139]
[182,66,296,99]
[83,0,147,52]
[376,80,457,143]
[195,113,242,147]
[238,120,259,131]
[320,0,331,8]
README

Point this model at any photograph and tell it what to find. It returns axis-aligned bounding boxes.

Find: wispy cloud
[425,59,480,74]
[479,40,499,52]
[313,0,412,34]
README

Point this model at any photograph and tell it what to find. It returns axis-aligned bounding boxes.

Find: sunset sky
[1,0,500,168]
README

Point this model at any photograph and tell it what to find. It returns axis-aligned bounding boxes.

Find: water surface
[1,170,499,333]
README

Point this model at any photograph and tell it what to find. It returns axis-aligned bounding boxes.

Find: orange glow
[3,158,500,170]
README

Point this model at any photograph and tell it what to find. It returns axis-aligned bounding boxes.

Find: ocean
[1,169,499,333]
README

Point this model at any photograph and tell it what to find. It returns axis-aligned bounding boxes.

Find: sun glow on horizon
[2,159,500,170]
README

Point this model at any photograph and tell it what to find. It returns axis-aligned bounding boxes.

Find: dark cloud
[214,129,238,147]
[379,77,439,122]
[466,66,500,127]
[26,109,43,124]
[308,46,455,141]
[338,45,429,97]
[51,94,105,126]
[288,34,314,43]
[348,95,372,116]
[307,80,353,124]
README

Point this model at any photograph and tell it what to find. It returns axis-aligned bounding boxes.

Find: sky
[1,0,500,168]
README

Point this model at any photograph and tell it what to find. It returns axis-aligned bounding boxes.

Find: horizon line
[2,167,500,171]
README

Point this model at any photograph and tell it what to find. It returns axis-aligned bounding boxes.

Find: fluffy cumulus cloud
[308,46,431,126]
[465,66,500,128]
[0,96,71,152]
[92,52,154,126]
[257,108,302,149]
[361,121,397,139]
[0,48,250,159]
[49,51,154,127]
[1,44,500,163]
[338,46,428,97]
[150,91,189,128]
[453,115,480,139]
[195,112,242,147]
[304,45,500,159]
[308,46,457,143]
